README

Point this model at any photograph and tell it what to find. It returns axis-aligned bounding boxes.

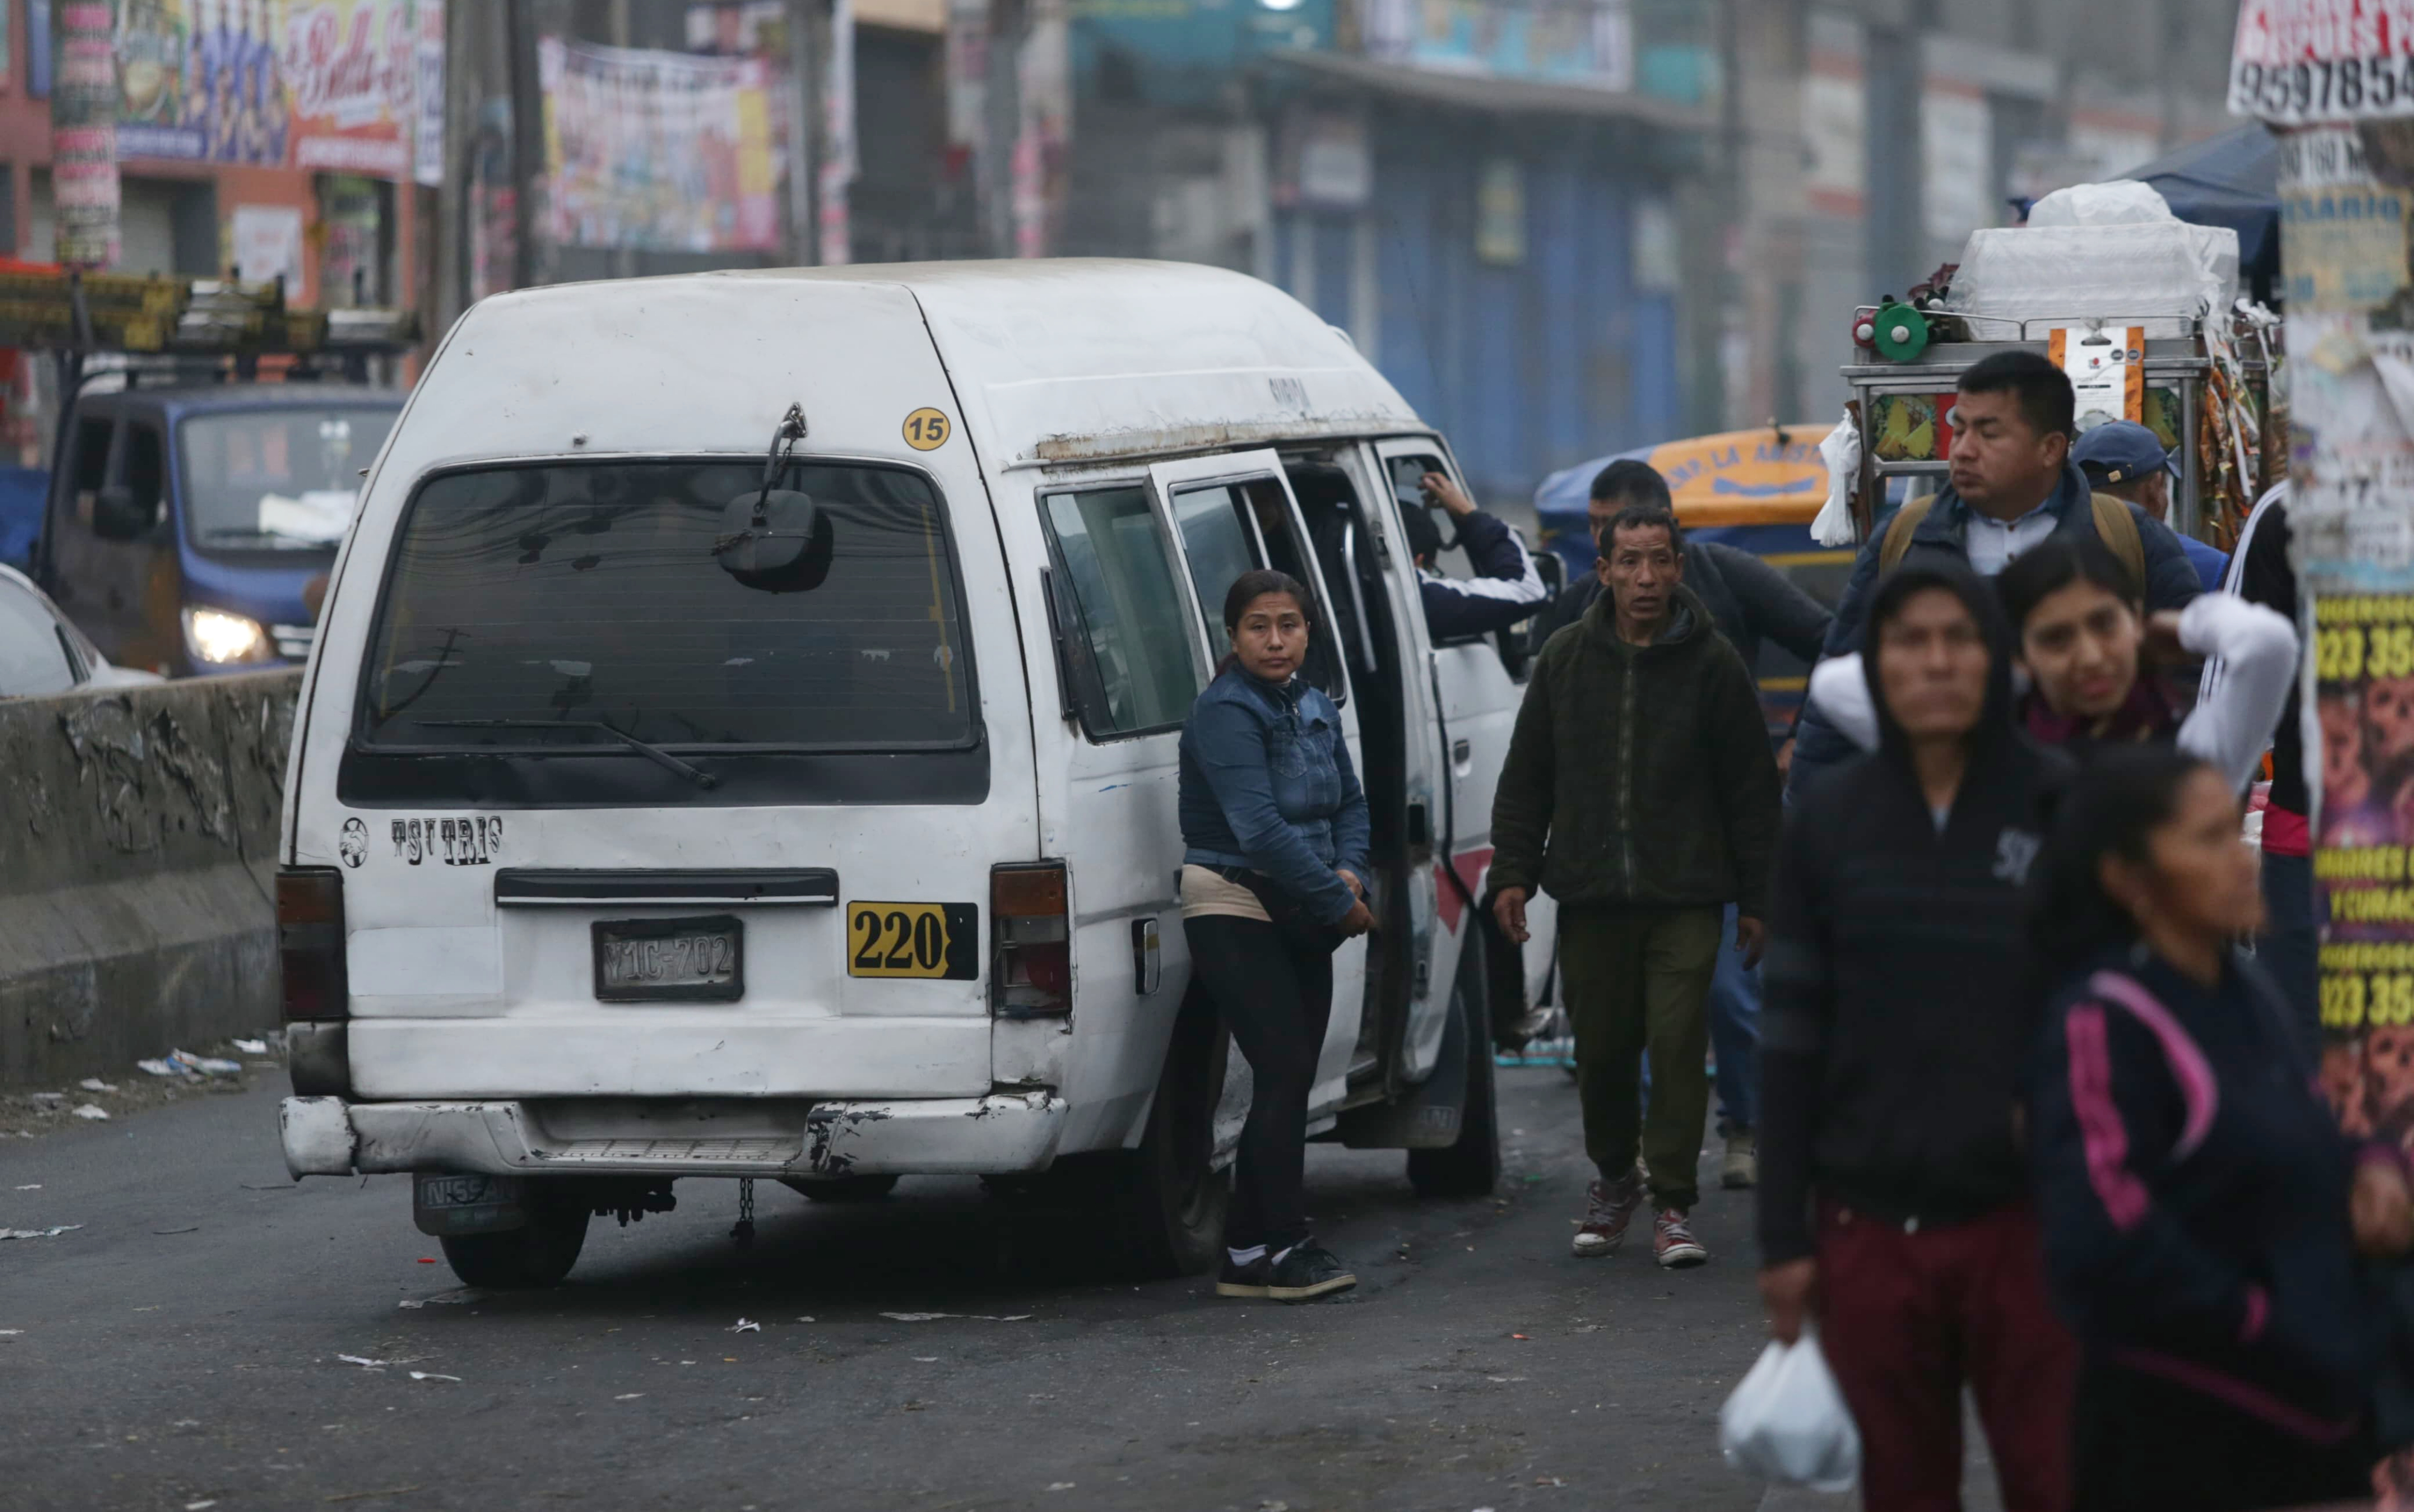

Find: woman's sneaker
[1215,1253,1273,1298]
[1572,1172,1645,1257]
[1267,1242,1357,1301]
[1653,1209,1709,1269]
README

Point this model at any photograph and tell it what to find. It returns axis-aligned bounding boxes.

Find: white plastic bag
[1718,1333,1861,1492]
[1812,413,1861,548]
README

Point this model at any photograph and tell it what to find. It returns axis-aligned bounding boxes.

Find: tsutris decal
[389,815,506,866]
[338,818,368,868]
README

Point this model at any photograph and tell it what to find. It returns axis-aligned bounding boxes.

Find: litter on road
[13,1183,38,1190]
[729,1318,760,1333]
[136,1060,177,1077]
[153,1226,200,1235]
[337,1355,391,1369]
[407,1371,460,1383]
[879,1311,1034,1323]
[233,1039,269,1054]
[71,1105,107,1120]
[77,1079,115,1093]
[1,1225,83,1240]
[169,1051,243,1078]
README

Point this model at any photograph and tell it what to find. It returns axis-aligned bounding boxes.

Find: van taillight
[278,868,348,1023]
[992,862,1070,1017]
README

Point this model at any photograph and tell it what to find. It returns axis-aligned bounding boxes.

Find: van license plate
[847,901,979,979]
[413,1172,525,1236]
[593,915,744,1002]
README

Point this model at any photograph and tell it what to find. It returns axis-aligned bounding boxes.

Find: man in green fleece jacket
[1491,500,1781,1269]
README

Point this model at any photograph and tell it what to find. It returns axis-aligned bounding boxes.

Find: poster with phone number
[2231,1,2414,123]
[2311,594,2414,1144]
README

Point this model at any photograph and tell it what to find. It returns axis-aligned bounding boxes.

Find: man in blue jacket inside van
[1401,472,1550,641]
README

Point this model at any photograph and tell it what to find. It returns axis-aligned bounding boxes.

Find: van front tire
[1407,938,1502,1199]
[437,1196,590,1288]
[1116,990,1231,1278]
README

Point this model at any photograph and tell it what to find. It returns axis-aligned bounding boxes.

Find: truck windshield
[358,460,972,752]
[180,406,398,551]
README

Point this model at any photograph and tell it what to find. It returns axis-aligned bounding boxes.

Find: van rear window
[358,461,973,752]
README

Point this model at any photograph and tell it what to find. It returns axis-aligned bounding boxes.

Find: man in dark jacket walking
[1491,500,1781,1269]
[1757,562,2078,1512]
[1524,457,1831,1186]
[1789,350,2200,797]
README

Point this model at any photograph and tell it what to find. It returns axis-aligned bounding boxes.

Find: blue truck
[31,381,400,677]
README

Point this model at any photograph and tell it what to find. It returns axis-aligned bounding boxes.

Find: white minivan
[276,260,1561,1287]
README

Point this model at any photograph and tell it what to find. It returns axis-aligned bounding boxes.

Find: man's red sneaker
[1653,1207,1709,1269]
[1572,1172,1644,1257]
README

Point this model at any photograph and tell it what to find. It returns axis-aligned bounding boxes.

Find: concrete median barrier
[0,670,299,1085]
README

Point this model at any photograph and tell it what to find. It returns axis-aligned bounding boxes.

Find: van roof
[423,260,1422,475]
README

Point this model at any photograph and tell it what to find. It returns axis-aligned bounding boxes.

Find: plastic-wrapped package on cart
[2024,179,2183,229]
[1948,214,2240,338]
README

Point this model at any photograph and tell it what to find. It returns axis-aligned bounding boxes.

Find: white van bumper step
[281,1091,1068,1180]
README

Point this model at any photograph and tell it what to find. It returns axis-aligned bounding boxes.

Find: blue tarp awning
[2125,123,2281,303]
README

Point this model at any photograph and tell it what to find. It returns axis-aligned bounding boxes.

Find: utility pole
[786,0,820,265]
[506,0,543,291]
[982,0,1029,258]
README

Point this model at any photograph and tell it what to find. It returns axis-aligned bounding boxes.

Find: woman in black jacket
[2028,746,2414,1510]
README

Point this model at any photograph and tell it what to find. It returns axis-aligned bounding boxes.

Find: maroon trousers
[1817,1201,2078,1512]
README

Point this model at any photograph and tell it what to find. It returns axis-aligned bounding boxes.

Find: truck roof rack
[0,263,419,358]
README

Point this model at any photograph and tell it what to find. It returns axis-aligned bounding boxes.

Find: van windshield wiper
[416,719,720,789]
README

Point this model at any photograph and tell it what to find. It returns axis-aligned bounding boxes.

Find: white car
[0,562,163,697]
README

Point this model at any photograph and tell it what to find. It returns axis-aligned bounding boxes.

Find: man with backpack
[1788,351,2200,798]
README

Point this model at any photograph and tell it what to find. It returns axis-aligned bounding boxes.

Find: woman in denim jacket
[1179,568,1374,1302]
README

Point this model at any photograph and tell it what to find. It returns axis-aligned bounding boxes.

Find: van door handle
[1132,917,1161,995]
[1451,739,1472,770]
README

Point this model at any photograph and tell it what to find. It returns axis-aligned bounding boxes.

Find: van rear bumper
[279,1091,1068,1180]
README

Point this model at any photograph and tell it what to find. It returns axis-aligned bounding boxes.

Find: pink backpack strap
[2086,970,2219,1160]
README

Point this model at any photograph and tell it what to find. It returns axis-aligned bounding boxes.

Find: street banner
[539,37,782,254]
[112,0,291,165]
[284,0,416,177]
[54,1,122,269]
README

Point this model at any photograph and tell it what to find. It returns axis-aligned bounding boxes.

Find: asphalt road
[2,1066,1878,1512]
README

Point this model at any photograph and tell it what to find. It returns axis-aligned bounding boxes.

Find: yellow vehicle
[1533,424,1851,732]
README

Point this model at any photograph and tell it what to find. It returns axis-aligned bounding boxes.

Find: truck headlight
[182,605,270,664]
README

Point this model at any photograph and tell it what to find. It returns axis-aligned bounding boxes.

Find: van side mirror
[1534,545,1565,598]
[92,484,150,541]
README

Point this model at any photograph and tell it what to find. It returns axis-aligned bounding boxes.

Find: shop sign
[285,0,418,177]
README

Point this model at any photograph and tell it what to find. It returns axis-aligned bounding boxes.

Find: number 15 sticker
[903,407,952,450]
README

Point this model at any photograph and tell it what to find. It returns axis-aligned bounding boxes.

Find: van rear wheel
[1407,940,1502,1198]
[437,1196,590,1289]
[1115,992,1231,1278]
